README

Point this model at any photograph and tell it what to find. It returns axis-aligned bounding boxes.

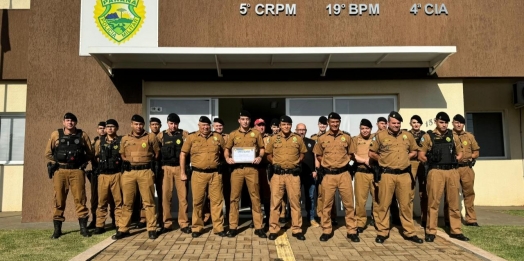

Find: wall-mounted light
[270,101,278,109]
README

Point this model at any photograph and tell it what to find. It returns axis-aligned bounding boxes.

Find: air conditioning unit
[513,82,524,108]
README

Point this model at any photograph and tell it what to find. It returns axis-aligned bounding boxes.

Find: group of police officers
[45,109,480,244]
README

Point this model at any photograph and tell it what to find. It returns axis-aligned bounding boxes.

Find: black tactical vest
[99,136,122,172]
[54,129,85,164]
[412,130,426,147]
[427,130,457,165]
[161,129,184,165]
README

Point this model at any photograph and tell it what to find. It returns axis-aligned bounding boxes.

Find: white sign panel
[79,0,158,56]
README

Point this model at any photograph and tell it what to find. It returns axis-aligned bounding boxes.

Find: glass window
[287,99,333,136]
[0,115,25,163]
[335,97,396,135]
[466,112,505,158]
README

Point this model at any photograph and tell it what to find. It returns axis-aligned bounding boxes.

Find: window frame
[0,112,26,165]
[465,111,508,160]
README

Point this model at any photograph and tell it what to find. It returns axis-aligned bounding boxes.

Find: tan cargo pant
[426,169,462,235]
[375,172,416,237]
[411,161,428,224]
[96,173,123,228]
[320,171,356,235]
[269,174,302,234]
[120,169,157,232]
[229,167,264,230]
[444,166,477,223]
[53,169,89,221]
[316,183,337,220]
[162,166,190,229]
[354,171,378,228]
[191,171,224,233]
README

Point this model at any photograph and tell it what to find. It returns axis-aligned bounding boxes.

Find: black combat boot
[50,220,62,239]
[87,214,97,229]
[79,217,91,237]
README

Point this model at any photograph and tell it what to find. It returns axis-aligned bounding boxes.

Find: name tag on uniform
[232,147,255,163]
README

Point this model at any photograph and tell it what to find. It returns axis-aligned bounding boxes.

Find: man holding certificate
[224,110,267,238]
[266,115,307,241]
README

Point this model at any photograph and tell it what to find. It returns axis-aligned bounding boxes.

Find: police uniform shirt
[369,129,418,170]
[310,131,325,142]
[265,132,307,169]
[225,127,265,155]
[119,132,160,165]
[452,130,480,161]
[45,129,94,163]
[419,129,461,155]
[181,131,225,169]
[312,130,356,169]
[263,133,272,146]
[352,134,373,161]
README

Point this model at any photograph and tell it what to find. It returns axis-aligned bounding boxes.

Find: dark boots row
[50,217,97,239]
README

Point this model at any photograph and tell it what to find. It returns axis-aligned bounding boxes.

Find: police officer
[270,118,280,134]
[295,123,319,227]
[266,115,307,241]
[419,112,469,242]
[224,110,266,238]
[408,115,428,227]
[93,119,123,234]
[369,111,423,244]
[270,118,289,223]
[255,118,271,225]
[445,114,480,227]
[313,112,359,243]
[149,117,162,135]
[114,115,160,240]
[45,112,94,239]
[376,117,387,131]
[157,113,191,234]
[180,116,227,238]
[352,119,377,233]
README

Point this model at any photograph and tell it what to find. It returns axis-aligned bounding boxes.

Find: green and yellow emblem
[141,142,147,148]
[250,132,255,137]
[463,141,468,145]
[113,145,119,149]
[446,137,451,142]
[341,137,346,141]
[292,137,297,142]
[94,0,146,44]
[176,139,181,145]
[213,136,218,141]
[402,135,407,140]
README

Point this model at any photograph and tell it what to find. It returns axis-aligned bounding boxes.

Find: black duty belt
[356,167,372,174]
[429,165,457,170]
[383,167,410,175]
[233,163,256,169]
[274,168,300,175]
[457,163,469,167]
[192,167,218,173]
[129,164,151,170]
[162,162,180,167]
[323,167,348,175]
[58,164,79,169]
[99,170,120,174]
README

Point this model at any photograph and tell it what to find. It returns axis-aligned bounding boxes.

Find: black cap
[213,118,224,125]
[388,111,403,122]
[377,117,387,123]
[63,112,77,122]
[199,116,211,124]
[280,115,292,123]
[410,115,423,124]
[149,117,161,124]
[131,114,145,123]
[328,112,341,120]
[98,121,106,127]
[167,113,180,123]
[453,114,466,124]
[360,119,372,128]
[318,116,328,125]
[106,119,119,127]
[239,110,252,118]
[436,112,450,122]
[271,118,279,127]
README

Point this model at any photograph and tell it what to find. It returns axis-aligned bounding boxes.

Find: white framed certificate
[232,147,256,163]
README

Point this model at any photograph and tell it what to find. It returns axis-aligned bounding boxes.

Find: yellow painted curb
[274,232,296,261]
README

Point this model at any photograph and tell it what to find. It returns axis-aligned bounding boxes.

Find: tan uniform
[369,129,419,237]
[408,130,428,224]
[311,132,336,221]
[119,132,159,232]
[225,128,265,230]
[94,136,123,228]
[419,129,462,235]
[45,129,94,221]
[157,129,190,230]
[266,132,307,234]
[182,131,225,233]
[203,132,229,223]
[313,130,357,235]
[444,130,480,223]
[352,134,378,228]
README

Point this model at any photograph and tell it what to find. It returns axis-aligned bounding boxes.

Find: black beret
[98,121,106,127]
[410,115,423,124]
[199,116,211,124]
[213,118,224,125]
[271,118,279,127]
[360,119,372,128]
[436,112,450,122]
[149,117,161,124]
[106,119,119,127]
[239,110,252,118]
[377,117,387,123]
[131,114,145,123]
[63,112,77,122]
[167,113,180,123]
[280,115,292,123]
[318,116,328,125]
[453,114,466,124]
[328,112,341,120]
[388,111,403,122]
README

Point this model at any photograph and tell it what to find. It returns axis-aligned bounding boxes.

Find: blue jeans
[301,175,316,221]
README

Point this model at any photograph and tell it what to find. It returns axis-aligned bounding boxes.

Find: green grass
[0,229,112,261]
[502,210,524,218]
[462,226,524,261]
